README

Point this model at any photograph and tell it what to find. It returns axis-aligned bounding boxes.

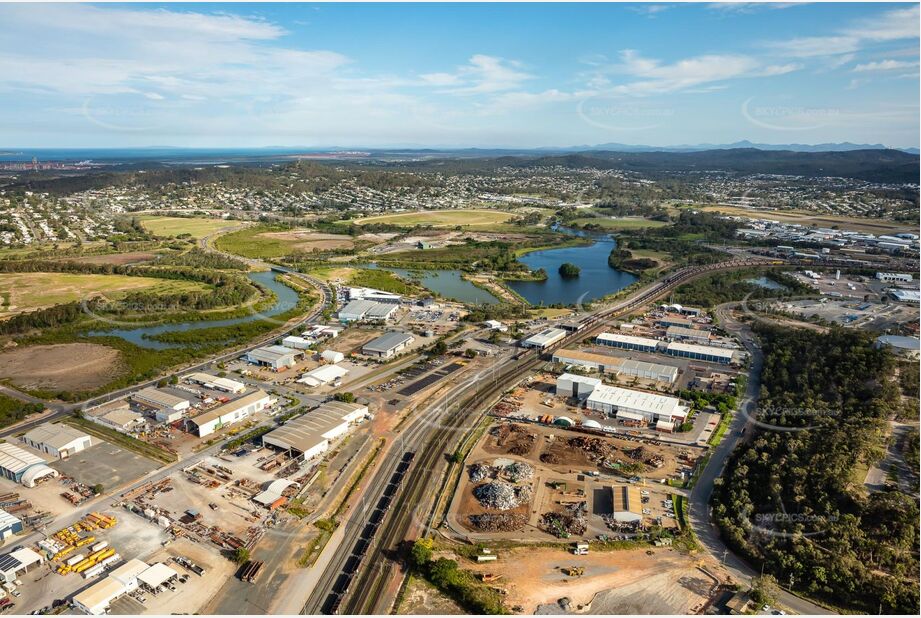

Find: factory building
[585,384,689,426]
[187,390,273,438]
[876,272,914,283]
[664,326,711,344]
[556,373,601,399]
[184,373,246,394]
[0,443,59,487]
[320,349,345,364]
[362,331,415,359]
[874,335,920,360]
[521,327,567,350]
[0,546,42,580]
[131,387,190,414]
[245,345,302,370]
[665,341,734,364]
[484,319,508,332]
[656,316,694,328]
[297,364,349,387]
[660,304,702,317]
[552,349,678,383]
[595,332,660,353]
[72,558,173,615]
[262,401,369,461]
[890,289,921,303]
[0,510,24,542]
[610,486,643,523]
[347,287,402,304]
[282,335,314,350]
[21,423,93,459]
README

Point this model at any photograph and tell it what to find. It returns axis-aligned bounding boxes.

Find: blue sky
[1,2,918,148]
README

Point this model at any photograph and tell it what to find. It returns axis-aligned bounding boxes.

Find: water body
[747,276,787,290]
[87,270,300,350]
[359,264,501,305]
[507,228,638,306]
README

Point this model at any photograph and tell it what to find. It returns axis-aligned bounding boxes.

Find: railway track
[316,257,775,615]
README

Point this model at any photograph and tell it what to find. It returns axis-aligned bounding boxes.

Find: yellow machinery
[58,547,115,575]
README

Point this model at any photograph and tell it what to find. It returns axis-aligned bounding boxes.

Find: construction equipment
[562,566,584,577]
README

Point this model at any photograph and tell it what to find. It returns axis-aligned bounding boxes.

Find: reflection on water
[359,264,501,305]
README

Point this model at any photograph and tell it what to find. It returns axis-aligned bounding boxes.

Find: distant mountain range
[556,140,920,155]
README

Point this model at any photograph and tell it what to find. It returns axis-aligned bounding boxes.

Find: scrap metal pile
[504,461,533,482]
[491,423,535,456]
[468,512,528,532]
[473,481,532,511]
[540,502,587,538]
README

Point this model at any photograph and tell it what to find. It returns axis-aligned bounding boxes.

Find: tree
[430,340,448,356]
[558,262,581,278]
[334,392,355,403]
[410,538,434,568]
[750,575,778,606]
[232,547,250,564]
[464,348,478,359]
[92,483,104,495]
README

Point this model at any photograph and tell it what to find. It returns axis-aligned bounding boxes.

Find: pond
[746,276,787,290]
[506,228,638,306]
[86,270,300,349]
[358,264,501,305]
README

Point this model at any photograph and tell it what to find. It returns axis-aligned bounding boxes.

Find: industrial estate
[0,2,919,617]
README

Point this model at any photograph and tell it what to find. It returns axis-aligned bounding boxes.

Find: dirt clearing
[258,230,354,251]
[0,343,124,392]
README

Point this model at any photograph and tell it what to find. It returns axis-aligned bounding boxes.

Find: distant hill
[560,140,919,154]
[497,148,919,184]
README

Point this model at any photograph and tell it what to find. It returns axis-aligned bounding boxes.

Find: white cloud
[421,55,533,94]
[628,4,673,18]
[853,59,919,72]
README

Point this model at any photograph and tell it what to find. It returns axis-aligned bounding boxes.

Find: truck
[239,560,264,583]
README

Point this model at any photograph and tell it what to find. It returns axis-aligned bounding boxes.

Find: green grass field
[572,217,669,230]
[0,272,211,315]
[352,209,515,228]
[213,224,311,259]
[139,216,246,239]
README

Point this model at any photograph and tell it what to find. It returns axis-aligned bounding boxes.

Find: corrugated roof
[0,442,46,474]
[22,423,91,450]
[133,387,189,408]
[73,576,125,610]
[189,390,269,428]
[362,331,414,353]
[666,341,734,360]
[596,332,660,348]
[262,401,366,453]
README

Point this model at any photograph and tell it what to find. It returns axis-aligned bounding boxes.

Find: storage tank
[66,554,85,567]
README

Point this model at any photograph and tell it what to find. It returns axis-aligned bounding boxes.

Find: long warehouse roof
[262,401,367,454]
[596,332,660,348]
[665,341,735,360]
[189,390,269,428]
[587,384,687,419]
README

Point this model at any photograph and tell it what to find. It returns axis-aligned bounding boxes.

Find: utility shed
[0,443,59,487]
[21,423,93,459]
[0,546,42,581]
[137,562,178,590]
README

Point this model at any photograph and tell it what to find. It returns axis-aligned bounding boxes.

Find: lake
[507,229,638,306]
[359,264,501,305]
[87,270,300,349]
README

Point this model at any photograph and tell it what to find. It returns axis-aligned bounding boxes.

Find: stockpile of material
[504,462,533,482]
[473,481,530,511]
[468,512,527,532]
[468,463,494,483]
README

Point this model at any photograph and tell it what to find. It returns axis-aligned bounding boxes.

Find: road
[688,303,833,615]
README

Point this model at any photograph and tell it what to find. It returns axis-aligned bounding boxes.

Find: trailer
[239,560,264,583]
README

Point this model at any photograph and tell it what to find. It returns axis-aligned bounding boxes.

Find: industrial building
[665,326,711,344]
[556,373,601,399]
[552,349,678,383]
[184,372,246,394]
[0,546,42,581]
[362,331,415,359]
[262,401,369,461]
[21,423,93,459]
[320,349,345,364]
[72,558,173,615]
[890,289,921,303]
[876,272,913,283]
[297,364,349,387]
[348,287,402,304]
[610,486,643,523]
[245,345,302,370]
[95,408,145,433]
[484,319,508,332]
[660,304,702,317]
[656,316,694,328]
[132,387,190,414]
[304,324,342,339]
[0,443,59,487]
[665,341,734,364]
[596,332,660,353]
[585,384,689,426]
[0,509,23,542]
[188,390,273,438]
[338,299,398,323]
[521,327,567,349]
[282,335,314,350]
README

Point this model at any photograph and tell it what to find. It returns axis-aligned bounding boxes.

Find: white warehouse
[586,385,689,426]
[21,424,93,459]
[556,373,602,400]
[521,328,567,350]
[188,390,273,438]
[262,401,369,461]
[596,332,661,353]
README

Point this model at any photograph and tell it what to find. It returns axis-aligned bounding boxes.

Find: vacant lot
[0,272,211,316]
[258,230,355,251]
[0,343,124,391]
[353,209,515,228]
[66,251,159,266]
[139,215,246,238]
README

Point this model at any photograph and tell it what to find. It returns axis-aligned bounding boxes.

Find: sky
[1,2,918,149]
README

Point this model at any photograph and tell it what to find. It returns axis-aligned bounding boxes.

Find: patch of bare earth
[0,343,124,392]
[398,576,465,615]
[259,231,354,251]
